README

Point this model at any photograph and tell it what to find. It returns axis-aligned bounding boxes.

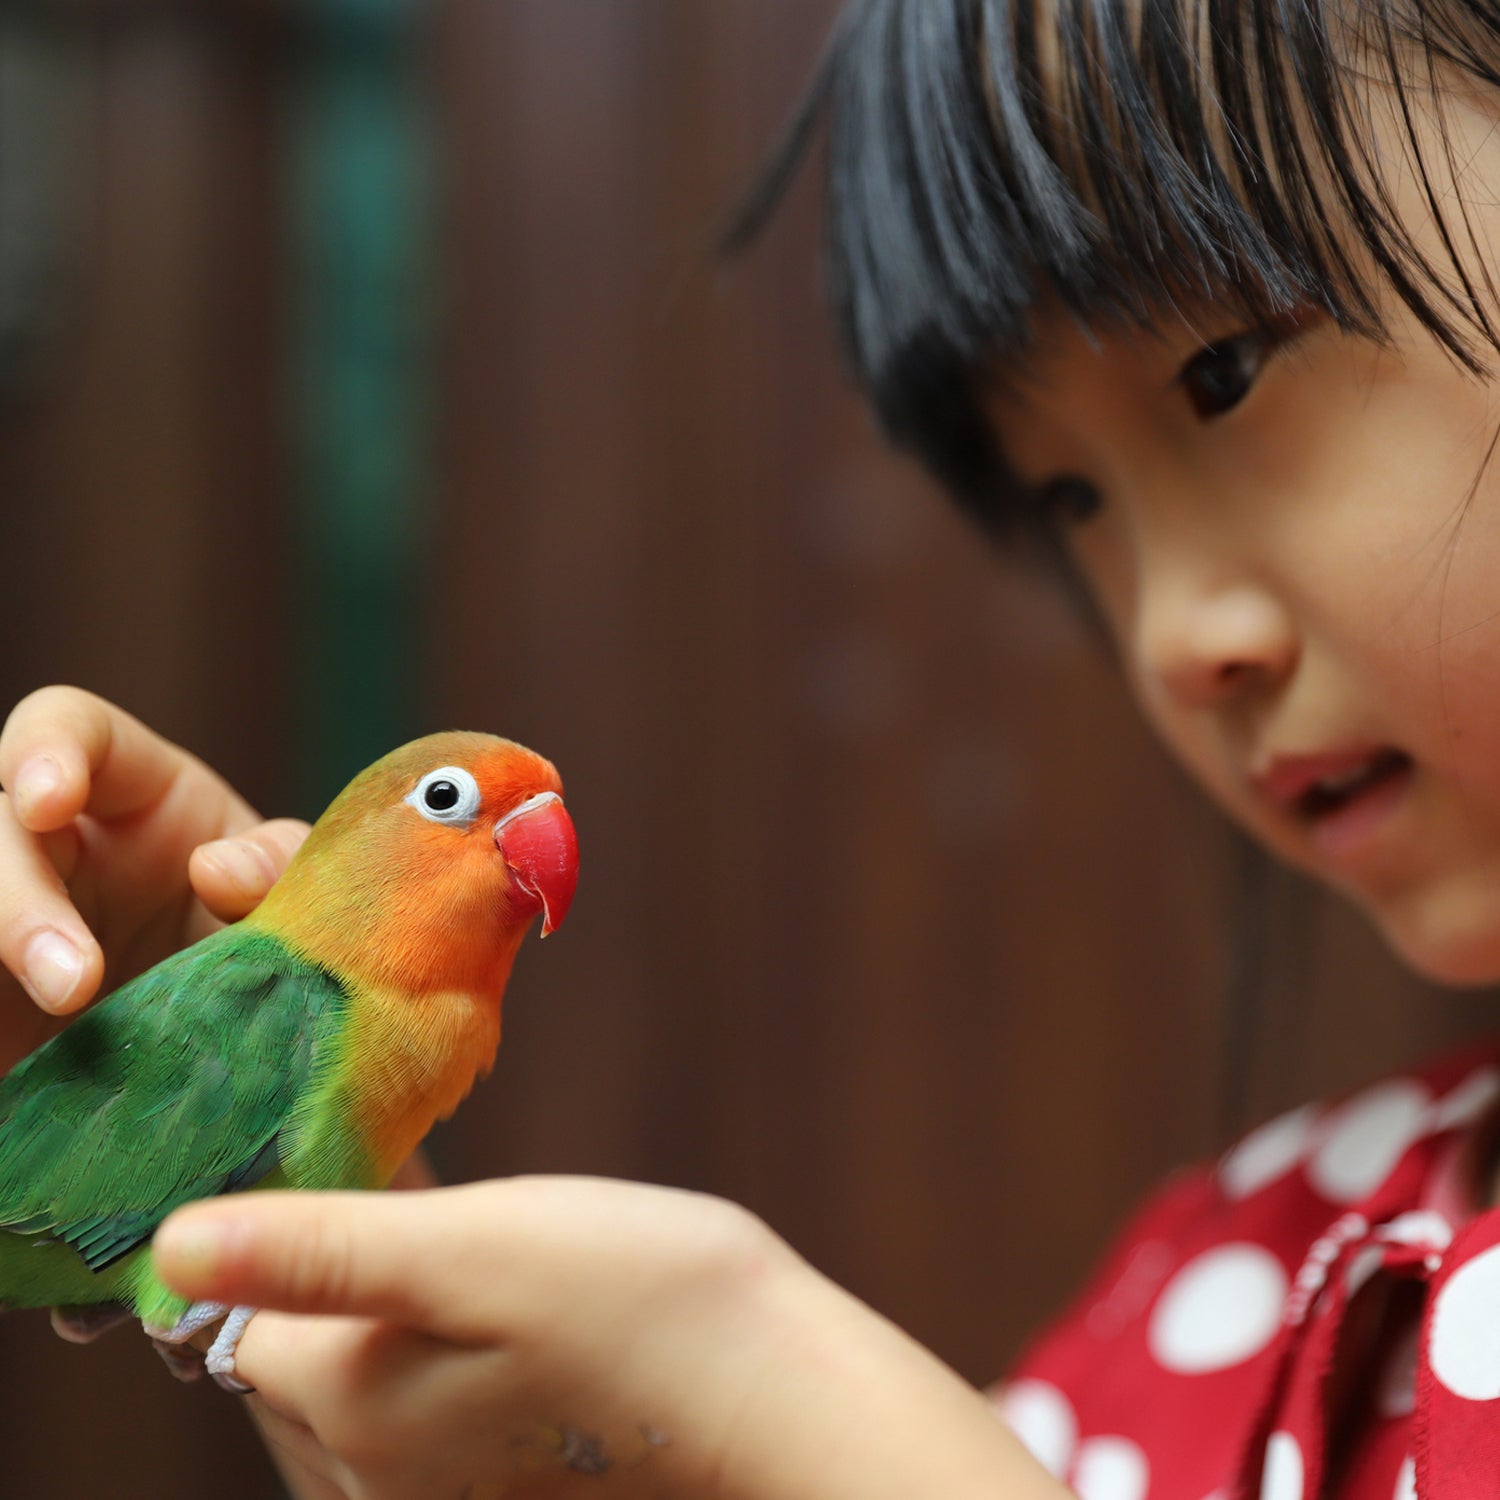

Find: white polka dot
[1377,1320,1421,1418]
[1261,1432,1304,1500]
[1149,1243,1288,1374]
[1431,1243,1500,1399]
[1072,1436,1150,1500]
[1221,1105,1320,1199]
[1308,1080,1431,1203]
[996,1380,1077,1477]
[1379,1210,1453,1252]
[1429,1068,1500,1132]
[1394,1456,1416,1500]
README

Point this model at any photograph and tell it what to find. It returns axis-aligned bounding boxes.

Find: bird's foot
[147,1298,230,1344]
[144,1298,225,1383]
[150,1336,208,1383]
[50,1302,133,1344]
[204,1305,258,1394]
[145,1299,258,1392]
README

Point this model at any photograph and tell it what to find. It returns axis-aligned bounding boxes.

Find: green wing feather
[0,925,347,1272]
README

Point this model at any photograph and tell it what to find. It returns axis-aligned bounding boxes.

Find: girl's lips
[1302,757,1414,860]
[1251,748,1407,809]
[1251,748,1415,862]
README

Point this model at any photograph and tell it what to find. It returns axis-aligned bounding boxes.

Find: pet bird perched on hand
[0,732,577,1389]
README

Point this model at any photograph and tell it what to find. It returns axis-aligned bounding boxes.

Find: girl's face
[988,91,1500,986]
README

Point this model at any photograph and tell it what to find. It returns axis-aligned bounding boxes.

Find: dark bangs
[732,0,1500,535]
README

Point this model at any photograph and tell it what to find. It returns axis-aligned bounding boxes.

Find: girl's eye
[1030,474,1102,528]
[1179,330,1272,418]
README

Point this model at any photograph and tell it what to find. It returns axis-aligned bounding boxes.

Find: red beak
[494,792,578,936]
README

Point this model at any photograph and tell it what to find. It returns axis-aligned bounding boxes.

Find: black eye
[425,779,460,811]
[1180,331,1270,418]
[1030,474,1102,528]
[405,766,482,827]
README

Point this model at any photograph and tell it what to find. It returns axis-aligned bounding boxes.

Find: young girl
[4,0,1500,1494]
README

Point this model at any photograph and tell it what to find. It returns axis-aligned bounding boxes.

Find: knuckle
[282,1216,359,1312]
[675,1193,786,1290]
[6,685,89,742]
[9,685,66,726]
[19,684,81,713]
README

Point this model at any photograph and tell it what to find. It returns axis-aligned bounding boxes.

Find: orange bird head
[254,731,579,996]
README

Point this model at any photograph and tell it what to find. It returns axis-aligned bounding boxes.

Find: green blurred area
[287,0,434,809]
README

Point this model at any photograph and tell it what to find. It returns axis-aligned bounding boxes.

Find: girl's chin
[1372,885,1500,988]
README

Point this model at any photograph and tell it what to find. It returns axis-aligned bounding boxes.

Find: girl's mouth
[1293,750,1415,862]
[1252,747,1415,863]
[1292,749,1413,822]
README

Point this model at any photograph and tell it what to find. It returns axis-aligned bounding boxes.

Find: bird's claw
[204,1305,258,1393]
[145,1299,258,1392]
[151,1337,208,1383]
[50,1302,132,1344]
[146,1298,229,1344]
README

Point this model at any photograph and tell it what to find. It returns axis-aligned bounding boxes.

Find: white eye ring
[405,766,482,828]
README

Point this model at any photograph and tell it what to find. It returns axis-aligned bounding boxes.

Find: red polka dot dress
[992,1045,1500,1500]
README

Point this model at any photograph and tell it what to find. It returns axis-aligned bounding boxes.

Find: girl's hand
[154,1178,1069,1500]
[0,686,309,1070]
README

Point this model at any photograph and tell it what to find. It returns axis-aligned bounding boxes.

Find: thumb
[153,1189,486,1339]
[188,819,311,922]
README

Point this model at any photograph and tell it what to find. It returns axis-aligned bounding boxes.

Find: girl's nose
[1135,581,1299,710]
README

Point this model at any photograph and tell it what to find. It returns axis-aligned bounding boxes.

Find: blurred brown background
[0,3,1492,1495]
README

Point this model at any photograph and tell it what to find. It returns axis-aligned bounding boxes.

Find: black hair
[728,0,1500,539]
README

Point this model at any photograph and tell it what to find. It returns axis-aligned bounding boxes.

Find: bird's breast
[341,982,503,1182]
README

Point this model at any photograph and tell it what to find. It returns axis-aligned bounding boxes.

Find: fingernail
[22,930,84,1012]
[200,839,273,895]
[157,1219,228,1280]
[13,755,63,825]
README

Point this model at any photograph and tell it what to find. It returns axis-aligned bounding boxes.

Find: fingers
[243,1396,352,1500]
[0,799,104,1013]
[0,686,273,1011]
[0,687,196,1012]
[0,685,263,832]
[244,1402,351,1500]
[189,819,311,922]
[237,1314,512,1498]
[0,688,96,834]
[153,1189,496,1342]
[154,1178,770,1350]
[0,687,176,831]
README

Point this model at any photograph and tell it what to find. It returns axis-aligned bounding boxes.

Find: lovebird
[0,731,577,1387]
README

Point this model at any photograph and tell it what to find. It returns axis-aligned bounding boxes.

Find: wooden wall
[0,4,1490,1496]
